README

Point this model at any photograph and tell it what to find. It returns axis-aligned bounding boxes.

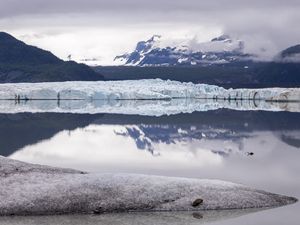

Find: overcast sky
[1,0,300,64]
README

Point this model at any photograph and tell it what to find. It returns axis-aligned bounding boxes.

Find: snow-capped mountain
[114,34,254,66]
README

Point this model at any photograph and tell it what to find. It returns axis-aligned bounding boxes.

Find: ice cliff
[0,79,299,101]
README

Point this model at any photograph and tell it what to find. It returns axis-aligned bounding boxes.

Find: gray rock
[0,156,297,216]
[192,199,204,207]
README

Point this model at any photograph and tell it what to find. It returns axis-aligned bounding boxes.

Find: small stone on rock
[192,198,203,207]
[93,207,103,214]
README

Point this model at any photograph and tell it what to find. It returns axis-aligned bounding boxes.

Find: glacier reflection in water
[0,98,299,116]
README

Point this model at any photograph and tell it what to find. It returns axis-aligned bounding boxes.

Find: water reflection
[0,98,299,115]
[9,124,224,171]
[1,110,300,225]
[0,209,265,225]
[9,122,300,188]
[1,110,300,157]
[6,112,300,198]
[114,124,251,155]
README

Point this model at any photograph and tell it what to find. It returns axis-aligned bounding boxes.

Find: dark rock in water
[192,212,204,219]
[192,199,204,207]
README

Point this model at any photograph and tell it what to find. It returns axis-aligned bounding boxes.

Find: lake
[0,102,299,225]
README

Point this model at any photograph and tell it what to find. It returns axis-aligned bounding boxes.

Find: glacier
[0,156,297,216]
[0,79,299,101]
[0,79,299,115]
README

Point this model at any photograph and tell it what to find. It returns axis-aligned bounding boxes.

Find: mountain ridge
[0,32,104,83]
[277,44,300,63]
[0,32,61,65]
[114,34,254,66]
[114,34,300,67]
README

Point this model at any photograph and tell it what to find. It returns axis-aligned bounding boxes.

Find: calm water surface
[0,108,299,225]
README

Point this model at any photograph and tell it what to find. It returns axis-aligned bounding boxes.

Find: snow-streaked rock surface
[114,35,253,66]
[0,157,297,216]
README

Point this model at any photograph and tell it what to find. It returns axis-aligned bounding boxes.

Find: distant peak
[278,44,300,63]
[0,31,11,37]
[281,44,300,56]
[0,31,62,65]
[211,34,231,42]
[148,35,162,42]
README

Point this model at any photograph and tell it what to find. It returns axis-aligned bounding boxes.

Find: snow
[138,35,243,55]
[178,57,189,63]
[0,79,299,115]
[0,156,297,216]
